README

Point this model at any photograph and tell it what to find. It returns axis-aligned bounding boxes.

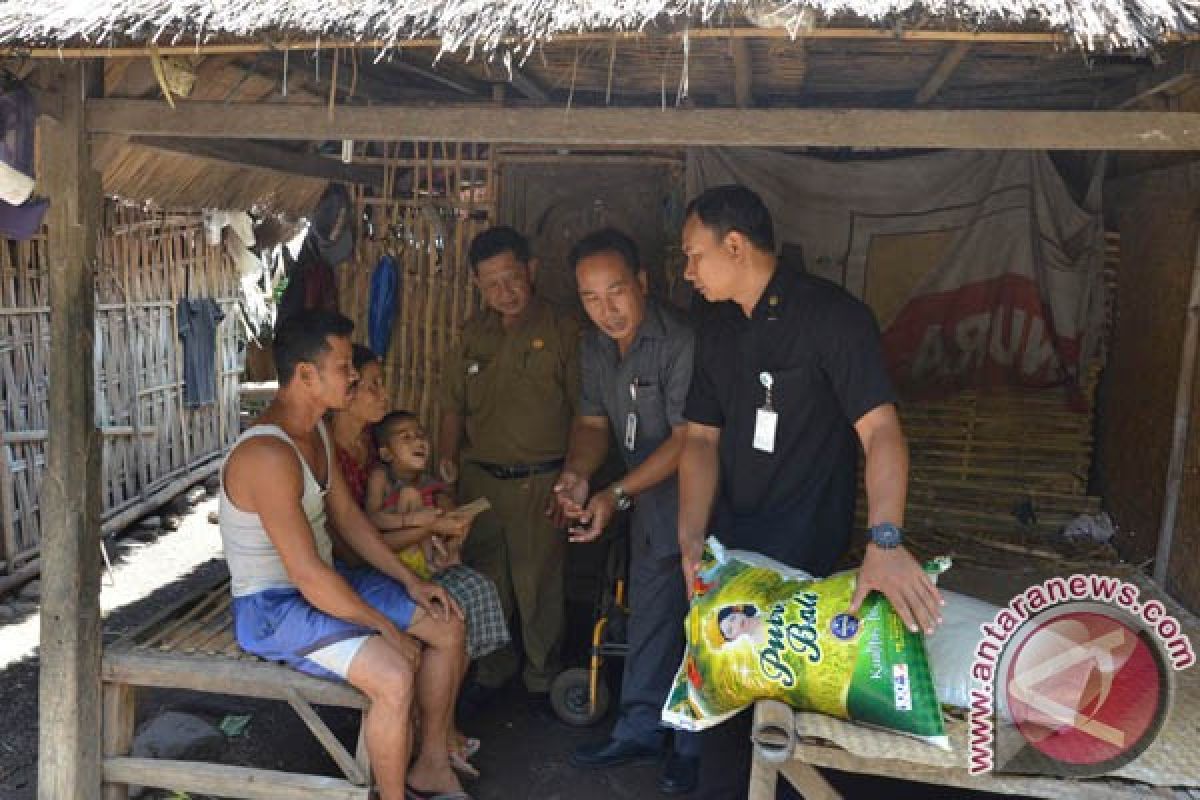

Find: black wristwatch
[868,522,904,549]
[611,484,633,512]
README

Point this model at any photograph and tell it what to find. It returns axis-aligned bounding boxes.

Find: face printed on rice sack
[716,604,766,647]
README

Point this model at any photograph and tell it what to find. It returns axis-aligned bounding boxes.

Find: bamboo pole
[121,218,147,502]
[0,430,18,575]
[421,140,436,425]
[0,28,1084,60]
[1153,223,1200,585]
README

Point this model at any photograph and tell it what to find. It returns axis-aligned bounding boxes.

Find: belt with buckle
[470,458,564,480]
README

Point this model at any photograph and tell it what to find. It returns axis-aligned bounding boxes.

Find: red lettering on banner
[882,274,1075,395]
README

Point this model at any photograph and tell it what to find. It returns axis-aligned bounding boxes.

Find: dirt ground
[0,498,1034,800]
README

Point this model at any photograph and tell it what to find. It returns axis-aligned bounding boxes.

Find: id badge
[753,408,778,453]
[624,412,638,451]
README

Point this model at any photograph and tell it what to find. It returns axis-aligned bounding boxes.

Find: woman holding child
[331,345,509,777]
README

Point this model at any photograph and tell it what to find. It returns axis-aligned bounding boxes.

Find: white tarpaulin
[686,148,1106,399]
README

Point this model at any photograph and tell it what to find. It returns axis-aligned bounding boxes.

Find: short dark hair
[568,228,642,275]
[685,185,775,253]
[352,344,379,372]
[375,409,419,443]
[273,309,354,385]
[468,226,530,272]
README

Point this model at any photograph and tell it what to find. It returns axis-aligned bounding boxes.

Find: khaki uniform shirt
[441,299,581,465]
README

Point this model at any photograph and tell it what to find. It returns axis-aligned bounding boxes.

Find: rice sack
[662,538,949,749]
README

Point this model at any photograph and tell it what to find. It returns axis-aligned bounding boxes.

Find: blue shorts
[231,565,418,682]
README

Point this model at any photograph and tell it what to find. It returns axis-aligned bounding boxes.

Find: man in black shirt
[677,185,943,798]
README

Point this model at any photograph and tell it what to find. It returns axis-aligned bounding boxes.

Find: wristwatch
[611,484,633,512]
[868,522,904,549]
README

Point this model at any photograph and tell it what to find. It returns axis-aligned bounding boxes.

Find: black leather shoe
[569,738,662,769]
[659,752,699,794]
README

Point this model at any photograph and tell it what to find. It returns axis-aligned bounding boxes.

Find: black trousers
[613,530,700,755]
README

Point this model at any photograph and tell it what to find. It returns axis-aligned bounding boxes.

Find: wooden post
[1154,222,1200,585]
[732,37,755,108]
[101,683,137,800]
[38,60,105,800]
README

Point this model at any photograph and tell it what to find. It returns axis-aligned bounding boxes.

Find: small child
[365,411,511,775]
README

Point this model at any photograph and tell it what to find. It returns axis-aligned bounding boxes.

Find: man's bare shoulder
[224,436,303,507]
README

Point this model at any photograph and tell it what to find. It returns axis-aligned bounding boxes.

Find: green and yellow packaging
[661,538,950,749]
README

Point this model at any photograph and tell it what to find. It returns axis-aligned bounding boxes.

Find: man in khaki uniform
[438,226,581,713]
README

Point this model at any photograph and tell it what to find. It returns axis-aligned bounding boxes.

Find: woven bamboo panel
[339,141,494,445]
[0,205,244,574]
[856,232,1119,544]
[0,233,50,570]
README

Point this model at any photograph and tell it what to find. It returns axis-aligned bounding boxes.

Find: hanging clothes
[177,298,226,408]
[277,234,339,324]
[368,254,399,357]
[0,84,48,241]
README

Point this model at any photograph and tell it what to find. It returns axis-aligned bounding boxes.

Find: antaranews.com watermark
[969,573,1194,778]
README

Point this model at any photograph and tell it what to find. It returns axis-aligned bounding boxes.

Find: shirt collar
[484,296,547,334]
[750,265,794,323]
[599,298,666,359]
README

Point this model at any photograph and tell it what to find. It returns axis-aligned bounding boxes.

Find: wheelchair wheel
[550,667,610,727]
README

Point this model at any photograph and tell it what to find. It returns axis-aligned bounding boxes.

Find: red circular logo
[1001,607,1170,776]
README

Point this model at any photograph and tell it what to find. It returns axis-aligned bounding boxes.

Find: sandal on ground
[449,733,480,760]
[459,736,481,759]
[405,784,473,800]
[448,748,480,778]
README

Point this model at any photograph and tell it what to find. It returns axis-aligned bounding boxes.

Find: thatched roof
[0,0,1195,53]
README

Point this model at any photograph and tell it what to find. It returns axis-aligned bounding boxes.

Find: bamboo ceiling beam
[915,42,972,105]
[389,56,484,96]
[86,99,1200,150]
[1,27,1088,59]
[128,136,384,184]
[508,67,550,103]
[1103,44,1200,109]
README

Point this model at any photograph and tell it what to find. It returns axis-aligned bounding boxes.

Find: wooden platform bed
[101,576,374,800]
[747,573,1200,800]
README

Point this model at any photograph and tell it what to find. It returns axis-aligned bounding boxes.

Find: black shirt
[684,266,896,575]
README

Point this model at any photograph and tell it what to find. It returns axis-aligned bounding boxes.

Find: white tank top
[219,421,335,597]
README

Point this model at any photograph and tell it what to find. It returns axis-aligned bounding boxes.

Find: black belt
[470,458,564,480]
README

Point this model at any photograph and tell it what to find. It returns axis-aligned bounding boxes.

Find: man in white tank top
[221,309,470,800]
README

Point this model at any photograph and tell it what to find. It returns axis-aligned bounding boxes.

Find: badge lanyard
[753,371,778,453]
[625,379,640,451]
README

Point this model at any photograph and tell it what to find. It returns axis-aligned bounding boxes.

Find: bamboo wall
[338,141,494,441]
[0,205,243,576]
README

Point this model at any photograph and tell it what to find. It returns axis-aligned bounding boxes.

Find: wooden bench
[101,577,374,800]
[747,700,1188,800]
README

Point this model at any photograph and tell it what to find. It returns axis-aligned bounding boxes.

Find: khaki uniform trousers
[459,460,565,693]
